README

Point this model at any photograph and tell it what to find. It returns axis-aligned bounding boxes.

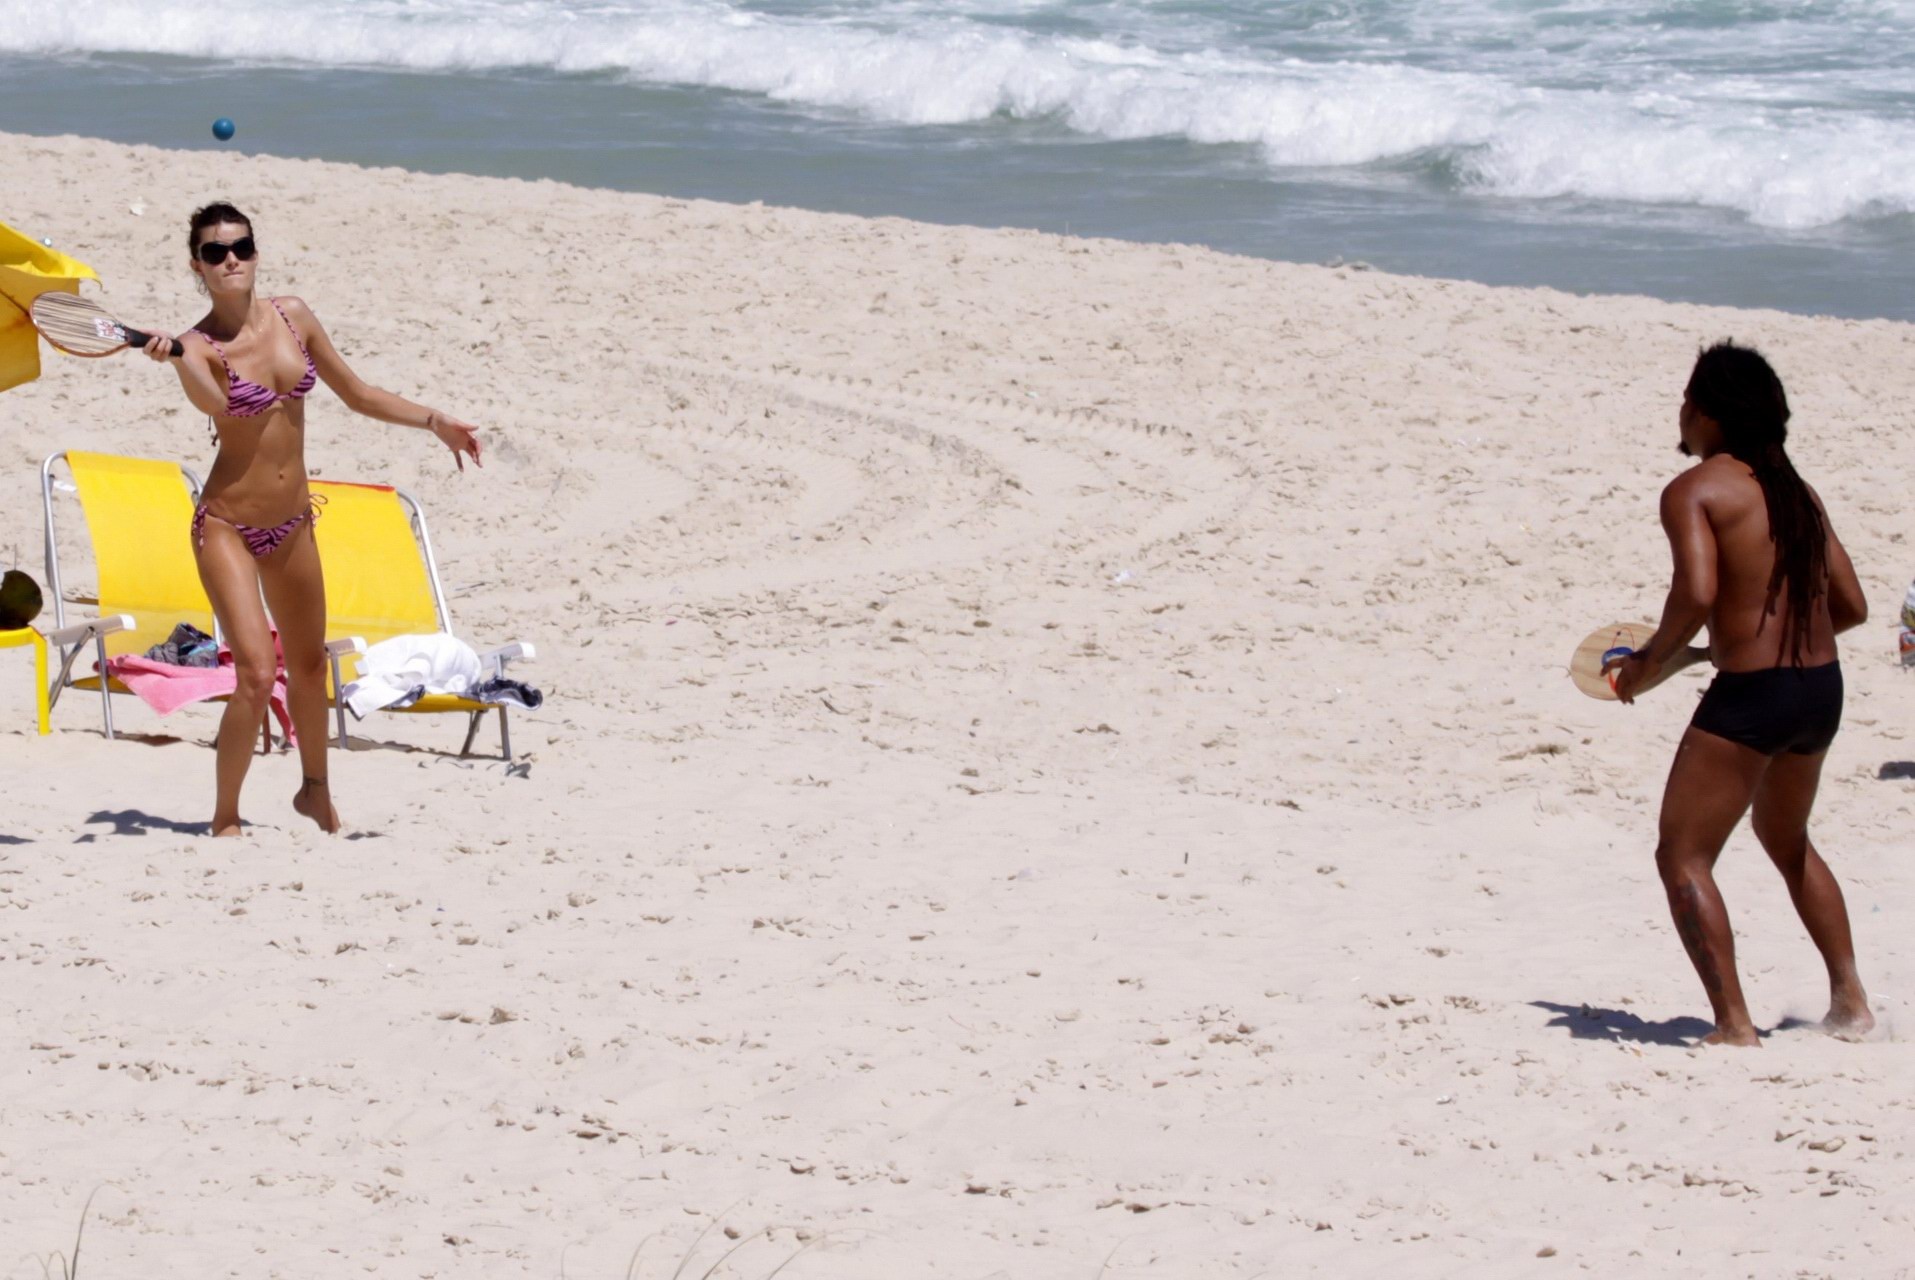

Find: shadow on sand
[342,734,526,776]
[79,809,211,838]
[73,803,391,841]
[1532,1000,1716,1047]
[73,731,192,748]
[1877,761,1915,780]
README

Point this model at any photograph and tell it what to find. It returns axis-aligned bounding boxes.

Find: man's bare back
[1660,451,1852,673]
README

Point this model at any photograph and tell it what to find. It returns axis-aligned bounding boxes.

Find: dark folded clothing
[471,677,543,710]
[144,622,219,669]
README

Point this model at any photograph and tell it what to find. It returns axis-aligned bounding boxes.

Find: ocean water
[2,0,1912,319]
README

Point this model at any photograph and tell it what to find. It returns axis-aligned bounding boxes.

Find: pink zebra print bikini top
[189,298,316,417]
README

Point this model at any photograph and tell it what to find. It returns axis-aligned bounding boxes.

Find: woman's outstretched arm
[279,296,483,471]
[141,331,230,417]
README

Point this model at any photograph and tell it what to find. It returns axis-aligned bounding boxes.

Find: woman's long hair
[1685,341,1825,664]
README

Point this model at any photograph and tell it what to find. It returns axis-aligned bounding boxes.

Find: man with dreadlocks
[1605,341,1873,1046]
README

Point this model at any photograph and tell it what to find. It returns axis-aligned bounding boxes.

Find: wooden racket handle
[122,326,184,358]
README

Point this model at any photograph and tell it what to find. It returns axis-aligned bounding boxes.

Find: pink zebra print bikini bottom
[192,494,327,559]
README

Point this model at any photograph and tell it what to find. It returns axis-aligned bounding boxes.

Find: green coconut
[0,568,44,630]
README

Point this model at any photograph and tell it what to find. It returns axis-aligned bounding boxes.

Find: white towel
[341,633,482,718]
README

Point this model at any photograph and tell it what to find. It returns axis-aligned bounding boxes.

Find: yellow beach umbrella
[0,217,99,393]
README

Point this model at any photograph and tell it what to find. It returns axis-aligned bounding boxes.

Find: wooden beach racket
[30,292,182,358]
[1570,621,1708,701]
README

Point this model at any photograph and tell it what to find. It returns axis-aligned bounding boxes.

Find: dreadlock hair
[1685,340,1825,665]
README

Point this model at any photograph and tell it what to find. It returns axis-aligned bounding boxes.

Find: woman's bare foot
[292,776,341,835]
[1824,996,1875,1041]
[1702,1023,1761,1047]
[211,817,244,838]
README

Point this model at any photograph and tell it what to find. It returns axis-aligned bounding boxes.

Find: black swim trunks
[1690,661,1843,756]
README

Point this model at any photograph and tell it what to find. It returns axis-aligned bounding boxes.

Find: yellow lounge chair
[39,450,211,738]
[309,479,535,761]
[0,624,51,735]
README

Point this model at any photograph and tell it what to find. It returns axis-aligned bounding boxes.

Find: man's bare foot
[211,818,244,838]
[292,777,341,835]
[1823,998,1875,1042]
[1701,1024,1761,1047]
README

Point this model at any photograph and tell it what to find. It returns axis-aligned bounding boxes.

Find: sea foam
[5,0,1912,229]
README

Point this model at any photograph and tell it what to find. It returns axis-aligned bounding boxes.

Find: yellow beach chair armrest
[43,614,135,723]
[42,614,134,648]
[325,635,368,685]
[476,640,536,679]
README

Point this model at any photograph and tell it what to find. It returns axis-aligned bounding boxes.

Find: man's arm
[1644,471,1718,663]
[1612,472,1716,703]
[1814,490,1868,634]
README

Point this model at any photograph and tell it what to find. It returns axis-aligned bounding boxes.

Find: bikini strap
[187,328,235,376]
[269,298,310,356]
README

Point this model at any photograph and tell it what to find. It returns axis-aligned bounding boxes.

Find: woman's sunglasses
[196,236,257,265]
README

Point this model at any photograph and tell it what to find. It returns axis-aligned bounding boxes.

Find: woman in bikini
[142,201,482,837]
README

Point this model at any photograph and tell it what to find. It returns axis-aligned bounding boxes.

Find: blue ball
[211,117,236,141]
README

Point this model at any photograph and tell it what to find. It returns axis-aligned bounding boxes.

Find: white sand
[3,130,1914,1277]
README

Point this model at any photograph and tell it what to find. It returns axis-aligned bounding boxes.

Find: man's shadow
[1532,1000,1715,1047]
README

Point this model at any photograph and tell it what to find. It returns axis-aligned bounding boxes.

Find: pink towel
[102,651,295,743]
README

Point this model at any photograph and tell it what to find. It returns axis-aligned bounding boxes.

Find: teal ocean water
[3,0,1912,319]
